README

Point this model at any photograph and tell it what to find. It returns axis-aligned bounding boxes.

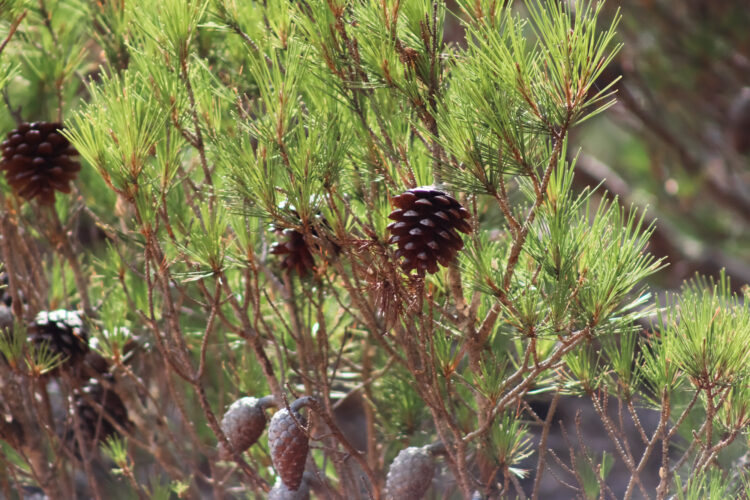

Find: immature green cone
[268,408,309,491]
[387,187,472,275]
[219,397,268,459]
[0,122,81,204]
[28,310,89,372]
[385,446,436,500]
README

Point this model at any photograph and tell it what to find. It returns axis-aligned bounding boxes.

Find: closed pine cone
[219,397,268,459]
[268,475,310,500]
[387,187,471,275]
[268,408,309,491]
[0,122,81,205]
[385,446,436,500]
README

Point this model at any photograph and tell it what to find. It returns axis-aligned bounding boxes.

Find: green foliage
[485,410,533,476]
[101,435,128,466]
[2,0,747,498]
[379,368,430,438]
[674,468,740,500]
[65,69,167,198]
[577,450,613,500]
[666,272,750,390]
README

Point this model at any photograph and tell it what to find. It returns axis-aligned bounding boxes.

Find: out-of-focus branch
[574,153,750,289]
[618,86,750,226]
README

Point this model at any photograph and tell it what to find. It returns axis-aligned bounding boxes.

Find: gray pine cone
[219,397,267,459]
[268,475,311,500]
[385,446,436,500]
[268,408,309,491]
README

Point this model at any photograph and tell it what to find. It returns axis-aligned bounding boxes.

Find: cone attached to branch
[219,396,272,459]
[73,375,132,445]
[0,122,81,205]
[385,446,437,500]
[27,310,89,373]
[387,187,472,275]
[271,208,339,277]
[271,229,316,276]
[268,407,309,491]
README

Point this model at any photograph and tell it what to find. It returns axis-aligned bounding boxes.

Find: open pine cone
[73,375,132,444]
[0,122,81,204]
[270,209,340,277]
[387,187,472,275]
[27,310,89,373]
[0,272,11,308]
[271,229,316,276]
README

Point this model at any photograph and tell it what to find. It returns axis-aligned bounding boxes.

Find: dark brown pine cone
[0,272,11,307]
[219,396,269,459]
[385,446,436,500]
[73,375,132,444]
[730,87,750,154]
[27,310,89,373]
[0,414,24,449]
[0,273,14,355]
[0,121,81,205]
[268,408,309,491]
[387,187,472,275]
[271,229,316,276]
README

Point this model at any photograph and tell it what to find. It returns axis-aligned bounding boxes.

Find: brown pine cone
[271,229,316,276]
[385,446,436,500]
[268,408,309,491]
[27,310,89,373]
[73,375,132,444]
[219,396,268,459]
[387,187,472,275]
[0,122,81,204]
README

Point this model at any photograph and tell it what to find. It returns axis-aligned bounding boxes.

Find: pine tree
[1,1,749,499]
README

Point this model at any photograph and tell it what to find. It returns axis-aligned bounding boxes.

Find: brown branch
[0,10,26,57]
